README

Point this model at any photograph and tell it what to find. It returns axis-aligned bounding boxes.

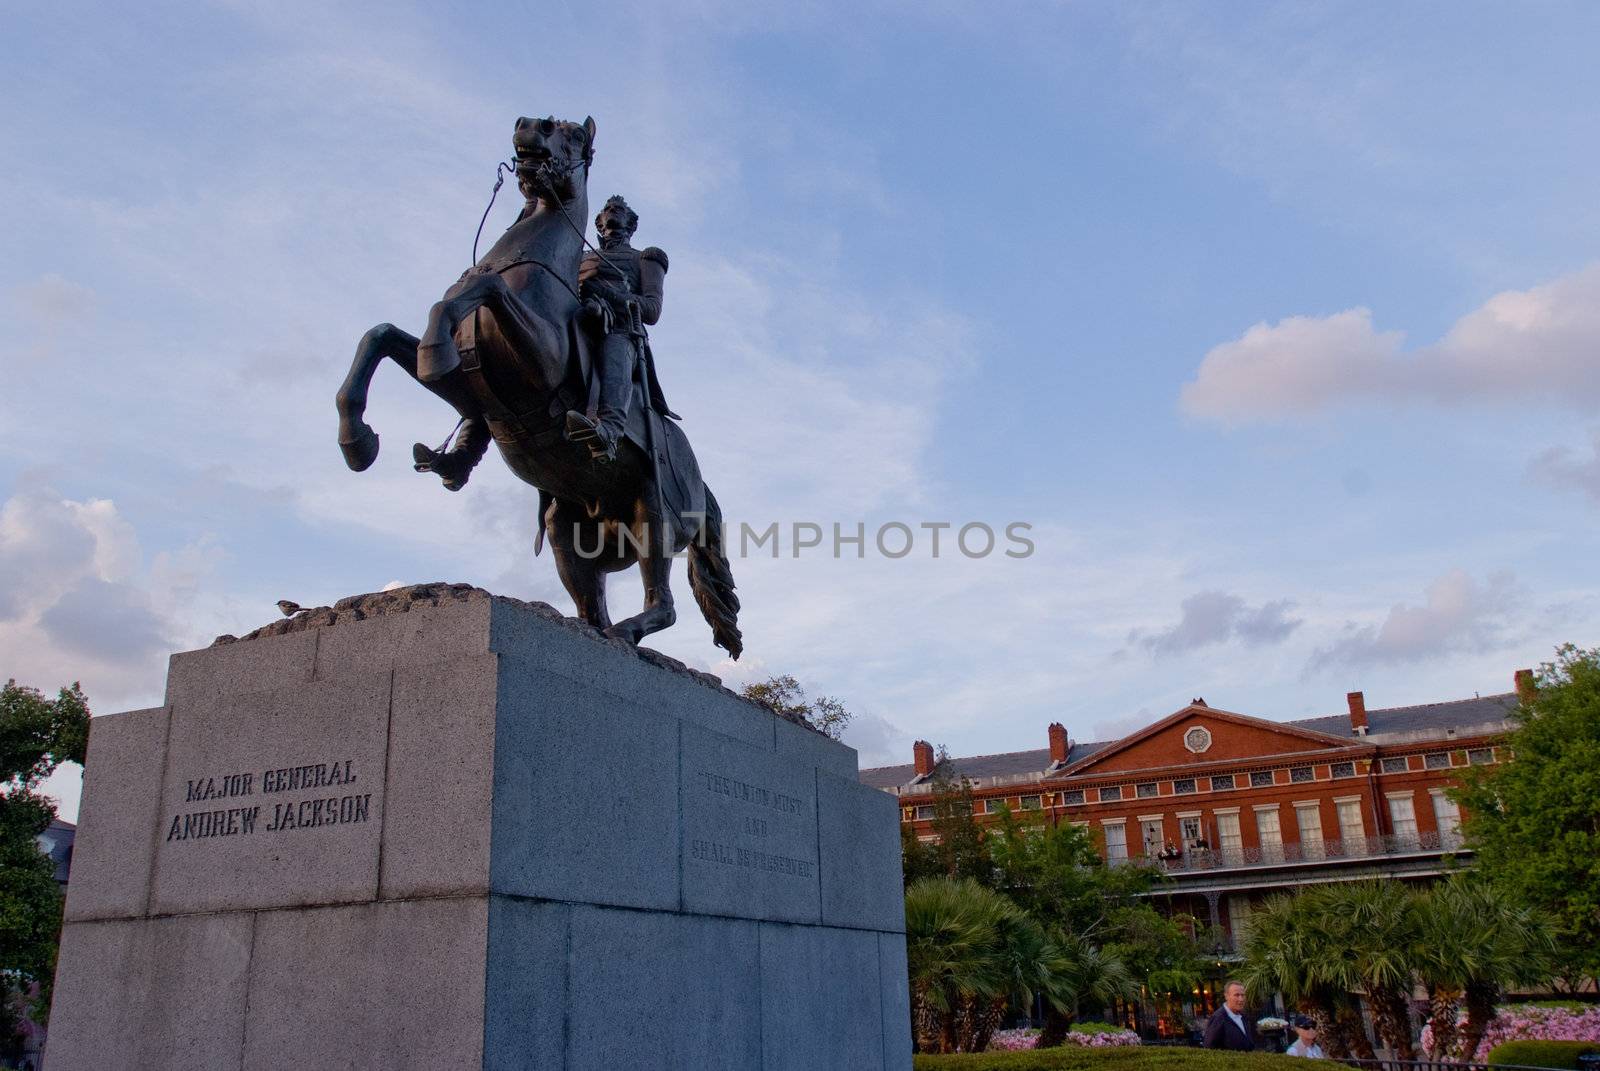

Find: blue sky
[5,3,1599,817]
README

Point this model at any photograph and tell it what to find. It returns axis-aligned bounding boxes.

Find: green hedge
[913,1048,1342,1070]
[1487,1040,1600,1068]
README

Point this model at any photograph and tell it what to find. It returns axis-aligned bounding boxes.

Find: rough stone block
[150,671,391,915]
[243,898,488,1071]
[313,597,492,682]
[775,714,859,780]
[490,658,679,910]
[681,721,821,923]
[878,932,914,1071]
[565,905,761,1071]
[47,913,252,1070]
[64,707,169,921]
[165,627,317,707]
[379,653,499,899]
[761,923,884,1071]
[490,599,773,750]
[818,770,907,932]
[483,897,568,1071]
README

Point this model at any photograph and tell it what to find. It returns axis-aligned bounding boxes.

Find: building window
[1174,778,1197,795]
[1296,803,1325,859]
[915,806,934,820]
[1255,807,1283,860]
[1380,757,1409,774]
[980,798,1003,814]
[1210,774,1235,791]
[1062,789,1085,806]
[1140,818,1165,857]
[1216,812,1243,862]
[1020,794,1042,810]
[1388,795,1419,843]
[1136,782,1158,799]
[1468,748,1494,765]
[1336,799,1365,854]
[1432,792,1462,843]
[1250,770,1275,788]
[1099,785,1121,802]
[1331,761,1356,779]
[1290,766,1313,783]
[1179,816,1203,845]
[1183,726,1213,753]
[1103,822,1127,861]
[1424,752,1451,770]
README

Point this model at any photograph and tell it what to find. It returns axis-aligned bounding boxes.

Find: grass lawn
[913,1047,1344,1070]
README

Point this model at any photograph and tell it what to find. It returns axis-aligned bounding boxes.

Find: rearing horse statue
[334,115,742,658]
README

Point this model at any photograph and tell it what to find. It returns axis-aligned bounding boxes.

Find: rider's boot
[564,411,619,463]
[564,335,634,463]
[412,418,491,491]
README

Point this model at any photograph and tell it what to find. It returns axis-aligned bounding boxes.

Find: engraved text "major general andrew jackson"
[165,759,371,842]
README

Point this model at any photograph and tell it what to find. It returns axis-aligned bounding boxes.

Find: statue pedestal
[47,587,911,1070]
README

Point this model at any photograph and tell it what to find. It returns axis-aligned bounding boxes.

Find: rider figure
[565,195,671,462]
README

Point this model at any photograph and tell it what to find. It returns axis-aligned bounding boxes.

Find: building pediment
[1060,704,1355,775]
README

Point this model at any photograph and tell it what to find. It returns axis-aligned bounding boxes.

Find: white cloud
[1182,264,1600,424]
[1309,568,1519,670]
[0,486,213,710]
[1529,428,1600,505]
[1132,590,1302,656]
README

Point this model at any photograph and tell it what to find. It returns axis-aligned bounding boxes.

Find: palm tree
[1314,881,1423,1061]
[1239,887,1381,1059]
[1035,932,1135,1047]
[905,877,1004,1052]
[1416,877,1554,1061]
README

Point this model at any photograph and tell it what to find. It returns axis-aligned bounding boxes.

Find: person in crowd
[1202,980,1257,1051]
[1285,1014,1326,1058]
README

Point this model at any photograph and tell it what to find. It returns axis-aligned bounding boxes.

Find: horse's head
[513,115,595,206]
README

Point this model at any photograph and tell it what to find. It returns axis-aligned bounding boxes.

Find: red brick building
[862,672,1531,1031]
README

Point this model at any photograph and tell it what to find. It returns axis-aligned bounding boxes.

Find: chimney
[913,740,935,778]
[1347,691,1369,736]
[1048,722,1070,765]
[1514,668,1536,705]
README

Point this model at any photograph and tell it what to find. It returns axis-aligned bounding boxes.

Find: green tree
[1415,875,1554,1061]
[1240,888,1369,1059]
[920,748,992,884]
[1,679,90,1028]
[740,673,853,740]
[1456,644,1600,992]
[904,876,1102,1054]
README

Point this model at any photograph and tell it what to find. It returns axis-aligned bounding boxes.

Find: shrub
[1473,1003,1600,1062]
[1487,1039,1600,1068]
[990,1029,1040,1052]
[1068,1022,1126,1035]
[913,1048,1342,1070]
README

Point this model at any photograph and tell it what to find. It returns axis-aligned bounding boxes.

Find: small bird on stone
[277,600,304,617]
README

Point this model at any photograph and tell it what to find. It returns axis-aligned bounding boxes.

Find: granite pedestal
[47,586,911,1070]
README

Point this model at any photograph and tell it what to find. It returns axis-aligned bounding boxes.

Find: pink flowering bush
[1470,1003,1600,1062]
[989,1029,1040,1051]
[1422,1003,1600,1062]
[984,1024,1142,1052]
[1061,1022,1141,1047]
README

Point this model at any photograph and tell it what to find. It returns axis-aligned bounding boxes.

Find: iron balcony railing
[1109,831,1467,873]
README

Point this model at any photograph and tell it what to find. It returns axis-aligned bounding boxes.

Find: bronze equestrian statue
[334,115,742,657]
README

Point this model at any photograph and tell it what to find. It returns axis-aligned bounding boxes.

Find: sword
[629,300,673,557]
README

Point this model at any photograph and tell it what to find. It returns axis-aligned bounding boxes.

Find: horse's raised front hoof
[339,424,380,471]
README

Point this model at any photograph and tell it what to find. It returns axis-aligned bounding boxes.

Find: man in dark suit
[1203,980,1257,1051]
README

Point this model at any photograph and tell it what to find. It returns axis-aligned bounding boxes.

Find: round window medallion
[1183,726,1213,754]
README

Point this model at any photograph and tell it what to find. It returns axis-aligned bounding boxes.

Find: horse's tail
[688,486,742,659]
